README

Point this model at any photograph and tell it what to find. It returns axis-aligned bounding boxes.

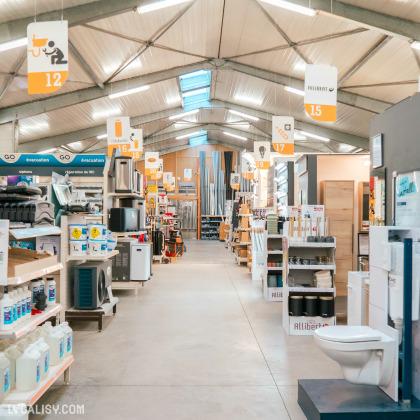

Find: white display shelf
[288,287,335,293]
[111,231,142,237]
[66,250,119,262]
[288,316,335,336]
[268,250,283,254]
[267,234,283,238]
[0,304,62,339]
[289,264,335,270]
[9,226,61,240]
[268,267,283,271]
[8,263,63,286]
[109,192,142,198]
[4,355,74,406]
[288,242,335,248]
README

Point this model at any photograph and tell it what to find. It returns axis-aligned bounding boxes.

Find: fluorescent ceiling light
[234,94,263,107]
[138,0,192,14]
[294,132,307,140]
[0,37,27,53]
[224,132,247,141]
[259,0,316,17]
[38,148,56,154]
[169,109,199,120]
[411,41,420,51]
[353,148,363,153]
[182,87,208,98]
[284,86,305,96]
[108,85,150,99]
[299,130,330,142]
[176,131,202,140]
[97,134,108,139]
[229,110,259,122]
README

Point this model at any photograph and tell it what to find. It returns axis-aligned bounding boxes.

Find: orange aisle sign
[254,141,271,170]
[304,65,337,123]
[106,117,131,156]
[27,21,69,94]
[151,158,163,180]
[184,168,192,181]
[272,116,294,155]
[145,152,159,176]
[230,173,241,190]
[168,176,176,192]
[241,151,254,180]
[127,128,143,160]
[163,172,172,189]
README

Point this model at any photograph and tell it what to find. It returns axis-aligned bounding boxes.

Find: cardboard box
[239,231,250,243]
[36,235,61,262]
[238,249,247,258]
[219,222,230,241]
[240,204,250,214]
[241,217,249,229]
[8,248,57,278]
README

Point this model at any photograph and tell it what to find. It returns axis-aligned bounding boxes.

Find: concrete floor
[33,240,342,419]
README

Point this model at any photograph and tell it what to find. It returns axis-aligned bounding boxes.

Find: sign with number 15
[27,21,68,94]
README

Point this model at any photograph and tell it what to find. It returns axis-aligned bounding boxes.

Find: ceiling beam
[0,0,150,44]
[0,59,391,125]
[287,0,420,42]
[0,53,26,101]
[19,106,185,152]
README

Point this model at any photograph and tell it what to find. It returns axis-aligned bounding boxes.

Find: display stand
[282,221,336,335]
[200,215,223,240]
[263,231,284,301]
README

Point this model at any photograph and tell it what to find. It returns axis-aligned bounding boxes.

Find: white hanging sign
[128,128,143,160]
[254,141,271,170]
[145,152,159,176]
[27,21,69,94]
[241,151,254,180]
[151,158,163,180]
[304,65,337,122]
[184,168,192,181]
[272,116,294,155]
[163,172,172,189]
[168,176,176,192]
[107,117,131,156]
[230,173,241,190]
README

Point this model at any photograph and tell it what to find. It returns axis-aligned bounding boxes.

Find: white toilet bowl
[314,326,395,386]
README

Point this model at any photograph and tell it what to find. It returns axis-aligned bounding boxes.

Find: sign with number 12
[27,21,68,94]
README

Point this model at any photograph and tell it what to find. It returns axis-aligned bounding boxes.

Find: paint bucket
[107,238,117,252]
[289,296,303,316]
[88,240,107,256]
[303,296,318,316]
[319,296,334,318]
[69,240,87,256]
[88,223,106,240]
[68,224,87,241]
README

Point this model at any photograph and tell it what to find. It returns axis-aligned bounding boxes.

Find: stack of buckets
[69,223,117,257]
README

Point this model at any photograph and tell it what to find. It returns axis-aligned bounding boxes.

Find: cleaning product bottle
[13,287,21,324]
[24,285,31,319]
[34,338,49,381]
[28,279,40,306]
[18,288,26,320]
[5,345,22,391]
[0,351,11,402]
[44,324,65,366]
[16,344,41,391]
[0,287,14,331]
[38,278,45,296]
[9,290,16,325]
[58,322,73,356]
[46,278,56,307]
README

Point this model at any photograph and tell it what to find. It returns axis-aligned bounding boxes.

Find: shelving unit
[8,263,63,286]
[66,250,119,262]
[200,215,223,240]
[282,221,337,335]
[9,226,61,240]
[263,231,284,301]
[4,355,74,406]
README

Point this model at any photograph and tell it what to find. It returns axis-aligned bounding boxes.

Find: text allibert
[8,404,85,415]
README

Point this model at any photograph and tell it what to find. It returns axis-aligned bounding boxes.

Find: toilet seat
[315,326,382,343]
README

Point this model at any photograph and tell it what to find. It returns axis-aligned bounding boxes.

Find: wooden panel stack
[320,180,354,297]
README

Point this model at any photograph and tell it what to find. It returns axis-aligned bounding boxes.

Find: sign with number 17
[27,21,69,94]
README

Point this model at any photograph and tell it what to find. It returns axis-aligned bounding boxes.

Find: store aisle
[34,240,342,420]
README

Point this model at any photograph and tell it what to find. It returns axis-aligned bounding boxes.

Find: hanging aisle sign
[184,168,192,181]
[27,21,69,94]
[241,152,254,180]
[230,173,241,190]
[304,65,337,123]
[151,158,163,180]
[272,116,294,155]
[163,172,172,189]
[254,141,271,170]
[107,117,130,156]
[145,152,159,176]
[128,128,143,160]
[168,176,176,192]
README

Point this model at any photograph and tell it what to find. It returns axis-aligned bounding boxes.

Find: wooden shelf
[67,250,119,262]
[238,214,252,217]
[0,304,62,339]
[268,267,283,271]
[289,264,335,270]
[288,242,335,248]
[8,263,63,286]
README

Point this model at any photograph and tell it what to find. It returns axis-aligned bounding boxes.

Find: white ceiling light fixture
[284,86,305,96]
[176,131,202,140]
[411,41,420,51]
[299,131,330,142]
[229,110,259,122]
[108,85,150,99]
[96,134,108,139]
[169,109,199,120]
[234,94,263,107]
[224,132,247,141]
[137,0,192,14]
[259,0,316,17]
[294,132,307,141]
[353,148,363,153]
[0,37,28,53]
[38,148,56,154]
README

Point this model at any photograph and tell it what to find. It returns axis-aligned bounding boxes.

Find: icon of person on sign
[43,41,68,65]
